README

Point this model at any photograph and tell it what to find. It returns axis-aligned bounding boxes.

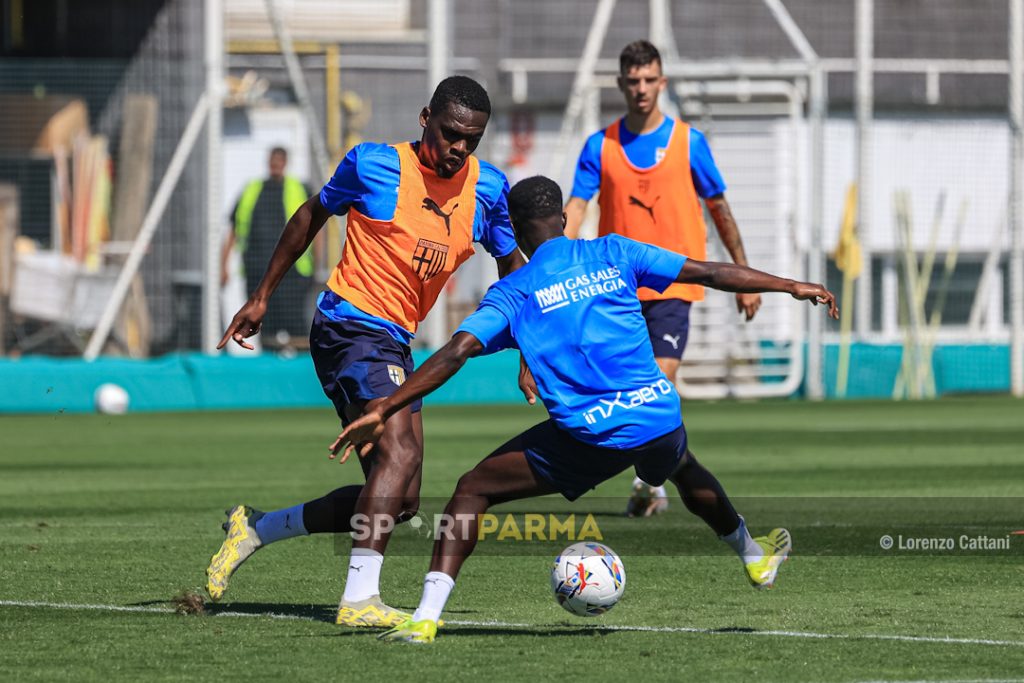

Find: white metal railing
[555,77,807,399]
[675,84,805,399]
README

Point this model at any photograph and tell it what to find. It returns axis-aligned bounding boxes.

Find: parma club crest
[412,238,449,281]
[387,365,406,386]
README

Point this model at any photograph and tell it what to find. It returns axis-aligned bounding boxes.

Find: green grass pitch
[2,397,1023,681]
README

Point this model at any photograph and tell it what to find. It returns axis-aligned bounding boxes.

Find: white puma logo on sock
[349,565,361,572]
[662,333,681,350]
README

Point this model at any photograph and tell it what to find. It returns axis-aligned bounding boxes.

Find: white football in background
[94,383,130,415]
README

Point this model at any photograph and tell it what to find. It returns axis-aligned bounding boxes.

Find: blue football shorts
[309,308,422,423]
[641,298,692,360]
[522,420,687,501]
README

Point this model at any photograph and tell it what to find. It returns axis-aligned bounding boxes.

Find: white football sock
[341,548,384,602]
[411,571,455,622]
[720,517,764,565]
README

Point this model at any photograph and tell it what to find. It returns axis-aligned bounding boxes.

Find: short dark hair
[429,75,491,116]
[619,40,662,74]
[269,146,288,160]
[509,176,563,225]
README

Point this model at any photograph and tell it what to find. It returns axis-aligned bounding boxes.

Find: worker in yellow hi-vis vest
[222,147,314,344]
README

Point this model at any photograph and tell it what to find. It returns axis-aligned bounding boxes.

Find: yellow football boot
[206,505,263,601]
[335,595,412,628]
[378,618,438,643]
[744,527,792,589]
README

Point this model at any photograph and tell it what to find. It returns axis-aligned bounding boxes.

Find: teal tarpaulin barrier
[818,343,1011,398]
[0,344,1013,414]
[0,355,198,413]
[0,351,524,414]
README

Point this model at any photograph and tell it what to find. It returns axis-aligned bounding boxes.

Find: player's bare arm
[219,229,236,287]
[677,258,838,320]
[218,194,333,350]
[563,196,589,239]
[495,249,525,278]
[331,332,483,461]
[517,355,538,405]
[704,194,762,321]
[494,242,539,402]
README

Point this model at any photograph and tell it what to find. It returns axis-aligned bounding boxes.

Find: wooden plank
[71,134,94,262]
[111,96,158,357]
[111,96,158,242]
[0,184,18,355]
[0,95,88,156]
[53,145,72,254]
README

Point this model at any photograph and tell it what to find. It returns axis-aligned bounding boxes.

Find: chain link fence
[1,0,1020,398]
[1,0,205,355]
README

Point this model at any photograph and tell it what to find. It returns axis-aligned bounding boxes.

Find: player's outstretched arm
[705,194,761,321]
[217,195,333,350]
[330,332,484,462]
[676,258,839,319]
[492,251,536,401]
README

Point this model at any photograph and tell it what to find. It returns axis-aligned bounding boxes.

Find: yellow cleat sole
[336,604,412,628]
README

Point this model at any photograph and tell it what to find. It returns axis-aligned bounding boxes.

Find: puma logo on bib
[422,197,458,235]
[628,195,661,222]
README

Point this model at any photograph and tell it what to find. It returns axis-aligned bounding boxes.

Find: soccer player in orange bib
[206,76,525,627]
[564,41,761,517]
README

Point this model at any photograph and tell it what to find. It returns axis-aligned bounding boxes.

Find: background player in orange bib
[563,40,762,517]
[206,77,525,626]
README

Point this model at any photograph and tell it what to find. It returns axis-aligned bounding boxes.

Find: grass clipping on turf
[172,590,206,615]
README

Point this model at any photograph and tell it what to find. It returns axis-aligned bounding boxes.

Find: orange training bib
[597,119,707,302]
[327,142,479,333]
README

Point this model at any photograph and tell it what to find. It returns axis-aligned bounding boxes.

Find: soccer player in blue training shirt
[332,176,838,643]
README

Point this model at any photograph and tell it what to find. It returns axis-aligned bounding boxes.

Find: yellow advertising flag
[832,183,863,279]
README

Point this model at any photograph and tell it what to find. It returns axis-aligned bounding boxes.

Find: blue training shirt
[315,142,519,344]
[457,235,687,449]
[570,117,726,202]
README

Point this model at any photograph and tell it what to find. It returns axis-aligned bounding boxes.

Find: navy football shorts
[641,298,692,360]
[309,308,422,423]
[522,420,687,501]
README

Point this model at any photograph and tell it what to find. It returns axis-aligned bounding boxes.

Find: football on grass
[550,542,626,616]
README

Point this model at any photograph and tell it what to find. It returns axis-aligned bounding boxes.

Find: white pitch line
[854,680,1024,683]
[2,600,1023,649]
[0,600,313,620]
[443,621,1024,648]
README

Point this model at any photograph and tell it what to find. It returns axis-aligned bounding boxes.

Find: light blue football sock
[254,504,308,545]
